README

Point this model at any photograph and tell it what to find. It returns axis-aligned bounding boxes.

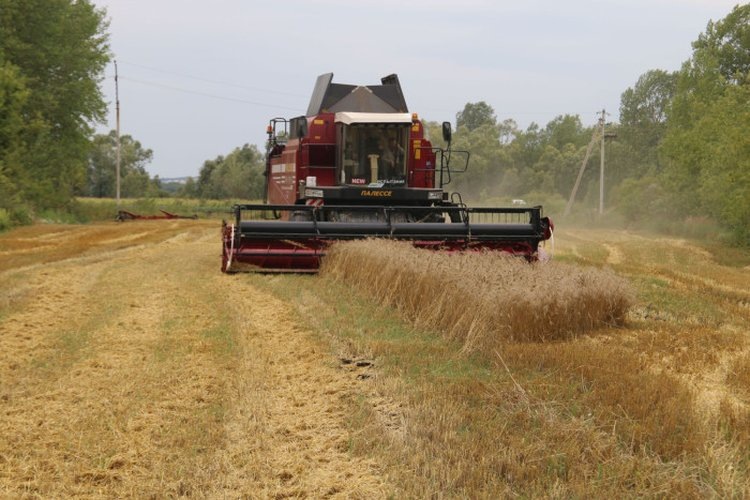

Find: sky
[91,0,743,178]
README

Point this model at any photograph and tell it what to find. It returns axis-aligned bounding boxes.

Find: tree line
[0,0,265,209]
[1,2,746,243]
[432,4,748,244]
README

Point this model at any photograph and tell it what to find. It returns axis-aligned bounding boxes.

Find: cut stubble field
[0,220,385,498]
[0,220,748,497]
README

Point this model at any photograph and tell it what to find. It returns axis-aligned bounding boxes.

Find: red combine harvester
[221,73,552,272]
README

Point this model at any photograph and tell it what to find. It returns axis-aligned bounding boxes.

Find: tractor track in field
[559,229,750,423]
[0,220,386,498]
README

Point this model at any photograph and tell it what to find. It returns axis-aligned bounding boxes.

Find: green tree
[550,142,587,198]
[692,4,750,84]
[0,58,28,210]
[686,85,749,243]
[446,108,600,202]
[456,101,496,132]
[450,121,510,197]
[508,122,544,177]
[542,114,588,151]
[0,0,110,210]
[529,145,560,194]
[504,118,593,198]
[612,176,668,223]
[197,158,220,198]
[531,115,594,199]
[661,4,750,243]
[619,69,677,175]
[86,130,156,198]
[178,177,199,198]
[196,144,265,200]
[497,118,519,145]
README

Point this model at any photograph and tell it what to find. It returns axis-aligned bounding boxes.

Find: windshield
[339,124,409,186]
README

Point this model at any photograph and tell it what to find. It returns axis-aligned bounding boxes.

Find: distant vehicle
[512,199,527,205]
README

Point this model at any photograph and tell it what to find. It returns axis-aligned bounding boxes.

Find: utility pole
[599,109,605,215]
[563,113,602,217]
[115,60,121,208]
[564,109,615,218]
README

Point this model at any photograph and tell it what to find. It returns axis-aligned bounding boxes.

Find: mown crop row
[322,240,634,349]
[308,236,750,496]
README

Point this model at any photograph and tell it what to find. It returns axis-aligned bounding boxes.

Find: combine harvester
[222,73,553,272]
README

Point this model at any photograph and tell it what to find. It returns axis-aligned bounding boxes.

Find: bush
[0,209,10,231]
[9,206,33,226]
[612,176,670,223]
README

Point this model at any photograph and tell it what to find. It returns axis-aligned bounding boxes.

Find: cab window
[339,124,408,185]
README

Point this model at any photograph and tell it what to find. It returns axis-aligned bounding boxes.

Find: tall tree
[0,0,110,209]
[456,101,496,132]
[619,69,677,175]
[451,122,508,197]
[496,118,519,146]
[196,144,265,200]
[541,114,588,151]
[692,5,750,85]
[0,58,28,210]
[661,4,750,243]
[86,130,156,198]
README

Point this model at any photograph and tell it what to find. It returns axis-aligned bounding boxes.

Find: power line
[117,75,305,112]
[117,60,307,98]
[111,62,613,120]
[110,69,609,123]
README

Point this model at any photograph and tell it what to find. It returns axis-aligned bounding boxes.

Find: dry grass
[3,222,749,497]
[319,240,703,461]
[0,221,387,497]
[0,221,191,273]
[322,239,634,348]
[502,342,704,460]
[727,352,750,398]
[259,270,712,497]
[296,233,750,496]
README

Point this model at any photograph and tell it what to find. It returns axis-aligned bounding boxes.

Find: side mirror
[442,121,452,143]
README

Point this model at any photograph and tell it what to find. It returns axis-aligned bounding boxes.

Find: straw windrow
[321,239,634,350]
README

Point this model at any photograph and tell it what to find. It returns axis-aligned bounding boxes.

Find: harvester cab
[221,73,552,273]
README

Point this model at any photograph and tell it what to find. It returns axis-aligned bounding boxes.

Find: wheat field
[1,221,749,497]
